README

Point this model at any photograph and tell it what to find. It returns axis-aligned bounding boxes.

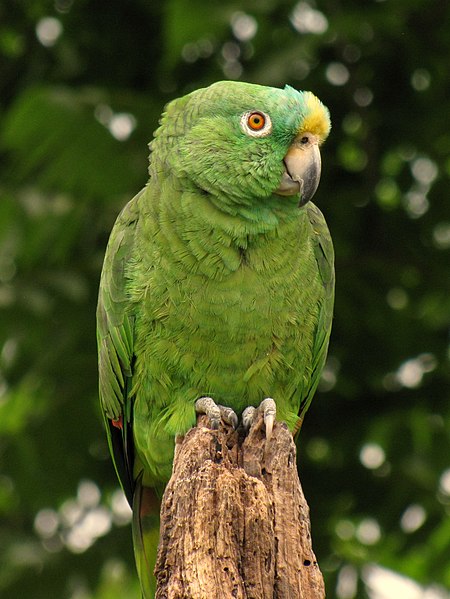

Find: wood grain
[155,415,325,599]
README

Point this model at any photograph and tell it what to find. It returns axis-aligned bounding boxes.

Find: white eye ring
[240,110,272,137]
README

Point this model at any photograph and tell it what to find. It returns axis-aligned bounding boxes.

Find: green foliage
[0,0,449,597]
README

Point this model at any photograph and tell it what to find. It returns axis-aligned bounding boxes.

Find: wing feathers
[97,191,142,497]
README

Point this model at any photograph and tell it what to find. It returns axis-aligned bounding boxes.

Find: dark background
[0,1,449,597]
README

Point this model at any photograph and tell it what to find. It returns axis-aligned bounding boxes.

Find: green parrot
[97,81,334,597]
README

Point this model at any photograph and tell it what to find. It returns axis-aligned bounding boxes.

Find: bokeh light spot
[337,564,358,599]
[400,504,426,533]
[34,508,59,539]
[291,2,328,34]
[36,17,63,47]
[356,518,381,545]
[360,443,385,470]
[411,68,431,91]
[326,63,350,86]
[231,12,258,42]
[386,287,409,310]
[432,222,450,249]
[439,469,450,496]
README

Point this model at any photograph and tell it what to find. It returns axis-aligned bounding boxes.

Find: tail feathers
[132,475,161,599]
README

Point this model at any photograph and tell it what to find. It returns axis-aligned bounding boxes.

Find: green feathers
[151,81,330,207]
[97,80,334,597]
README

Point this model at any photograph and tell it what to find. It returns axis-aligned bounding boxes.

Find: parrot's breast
[129,186,324,483]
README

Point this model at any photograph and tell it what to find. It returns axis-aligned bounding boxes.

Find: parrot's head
[151,81,330,210]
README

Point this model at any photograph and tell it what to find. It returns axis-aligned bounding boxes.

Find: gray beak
[274,135,322,206]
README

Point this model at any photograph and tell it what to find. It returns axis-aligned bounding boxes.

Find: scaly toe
[195,397,238,430]
[241,398,277,439]
[260,397,276,440]
[218,405,239,429]
[242,406,256,431]
[195,397,221,429]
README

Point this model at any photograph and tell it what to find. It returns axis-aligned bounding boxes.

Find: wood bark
[155,415,325,599]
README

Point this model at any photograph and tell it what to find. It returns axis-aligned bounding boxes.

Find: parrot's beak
[274,134,322,206]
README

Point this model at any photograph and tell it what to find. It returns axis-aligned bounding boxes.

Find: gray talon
[195,397,220,429]
[260,397,276,440]
[242,406,256,431]
[195,397,238,430]
[218,405,239,429]
[241,398,277,439]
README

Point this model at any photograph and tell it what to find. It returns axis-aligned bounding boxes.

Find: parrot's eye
[240,110,272,137]
[248,112,266,130]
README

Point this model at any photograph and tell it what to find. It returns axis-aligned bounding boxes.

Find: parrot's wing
[295,202,335,434]
[97,190,142,504]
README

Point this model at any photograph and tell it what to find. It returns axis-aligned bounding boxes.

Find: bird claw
[242,406,256,431]
[242,398,277,440]
[195,397,238,430]
[261,397,276,440]
[219,405,239,429]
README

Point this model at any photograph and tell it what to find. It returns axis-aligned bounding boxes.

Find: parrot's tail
[132,475,161,599]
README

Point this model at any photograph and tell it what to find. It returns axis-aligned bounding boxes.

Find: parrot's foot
[242,397,277,440]
[195,397,238,430]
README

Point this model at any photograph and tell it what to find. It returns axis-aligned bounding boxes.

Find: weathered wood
[155,415,325,599]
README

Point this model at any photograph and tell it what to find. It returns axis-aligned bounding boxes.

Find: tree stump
[154,415,325,599]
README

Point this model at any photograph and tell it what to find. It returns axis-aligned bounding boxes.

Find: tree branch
[155,415,325,599]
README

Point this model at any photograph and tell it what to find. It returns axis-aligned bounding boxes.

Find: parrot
[97,80,334,597]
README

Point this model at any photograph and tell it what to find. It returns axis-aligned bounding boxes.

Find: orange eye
[247,112,266,131]
[240,110,272,137]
